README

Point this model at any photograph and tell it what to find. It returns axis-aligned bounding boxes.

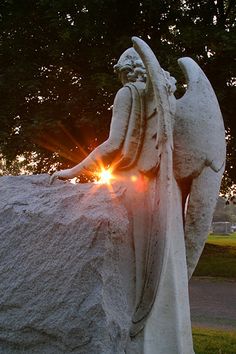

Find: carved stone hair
[113,47,177,93]
[113,48,147,83]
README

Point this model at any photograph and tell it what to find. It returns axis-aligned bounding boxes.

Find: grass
[207,233,236,247]
[192,236,236,352]
[193,233,236,278]
[193,327,236,354]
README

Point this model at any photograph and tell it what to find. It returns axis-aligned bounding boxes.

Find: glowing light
[97,168,114,184]
[70,178,77,184]
[131,175,138,182]
[17,155,25,162]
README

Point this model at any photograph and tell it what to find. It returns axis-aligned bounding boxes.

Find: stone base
[0,175,135,353]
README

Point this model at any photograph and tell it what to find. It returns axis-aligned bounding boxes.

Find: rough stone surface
[0,174,135,354]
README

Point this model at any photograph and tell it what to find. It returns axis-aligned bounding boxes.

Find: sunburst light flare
[97,168,114,184]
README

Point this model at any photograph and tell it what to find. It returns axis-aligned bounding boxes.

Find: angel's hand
[50,168,75,185]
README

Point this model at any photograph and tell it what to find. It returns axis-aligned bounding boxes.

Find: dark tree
[0,0,235,190]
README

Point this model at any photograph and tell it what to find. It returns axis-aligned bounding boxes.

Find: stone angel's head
[113,48,177,95]
[113,48,146,85]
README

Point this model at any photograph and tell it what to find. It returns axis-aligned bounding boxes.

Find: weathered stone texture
[0,175,135,353]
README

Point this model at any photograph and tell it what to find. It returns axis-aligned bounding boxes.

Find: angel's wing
[174,57,225,179]
[132,37,173,152]
[130,37,175,337]
[175,58,226,278]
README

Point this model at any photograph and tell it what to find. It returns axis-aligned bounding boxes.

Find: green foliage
[0,0,235,186]
[194,233,236,278]
[193,327,236,354]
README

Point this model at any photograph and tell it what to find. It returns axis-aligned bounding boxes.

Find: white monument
[51,37,226,353]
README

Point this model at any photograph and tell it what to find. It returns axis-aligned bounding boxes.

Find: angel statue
[50,37,225,354]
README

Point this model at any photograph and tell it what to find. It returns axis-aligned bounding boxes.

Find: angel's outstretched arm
[50,86,131,183]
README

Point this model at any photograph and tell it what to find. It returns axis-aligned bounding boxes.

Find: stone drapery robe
[111,81,194,354]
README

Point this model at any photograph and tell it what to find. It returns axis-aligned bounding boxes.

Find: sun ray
[96,167,114,184]
[57,122,88,158]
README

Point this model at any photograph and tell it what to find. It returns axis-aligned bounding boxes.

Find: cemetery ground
[194,233,236,278]
[190,233,236,353]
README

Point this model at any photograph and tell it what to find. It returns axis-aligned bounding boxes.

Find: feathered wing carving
[130,37,175,337]
[175,58,226,278]
[132,37,174,154]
